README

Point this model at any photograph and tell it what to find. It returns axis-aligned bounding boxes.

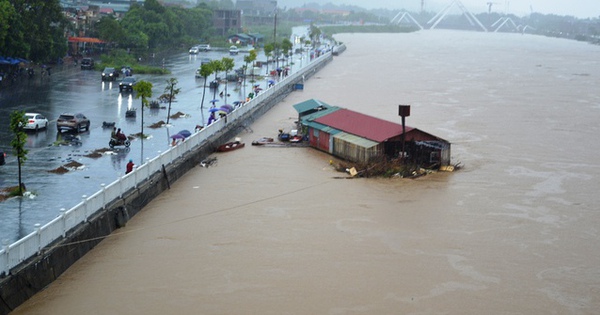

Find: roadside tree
[133,80,153,142]
[9,110,28,196]
[220,57,235,104]
[164,78,181,125]
[243,50,257,98]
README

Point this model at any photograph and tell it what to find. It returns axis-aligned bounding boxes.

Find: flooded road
[0,45,310,243]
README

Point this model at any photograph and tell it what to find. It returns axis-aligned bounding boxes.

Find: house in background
[294,99,451,167]
[213,9,242,37]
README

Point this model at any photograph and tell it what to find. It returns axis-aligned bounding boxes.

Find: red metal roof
[314,108,413,142]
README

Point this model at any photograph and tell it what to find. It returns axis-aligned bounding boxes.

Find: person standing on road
[126,160,135,174]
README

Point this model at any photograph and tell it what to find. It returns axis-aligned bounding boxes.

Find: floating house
[294,99,451,166]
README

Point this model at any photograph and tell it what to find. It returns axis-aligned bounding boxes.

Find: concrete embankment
[0,55,332,315]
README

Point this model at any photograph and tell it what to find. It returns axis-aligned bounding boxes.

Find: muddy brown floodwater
[11,30,600,314]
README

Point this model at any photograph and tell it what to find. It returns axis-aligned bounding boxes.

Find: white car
[189,46,199,54]
[229,45,239,55]
[197,44,211,51]
[23,113,48,131]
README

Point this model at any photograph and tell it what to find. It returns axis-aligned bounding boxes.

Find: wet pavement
[0,38,315,243]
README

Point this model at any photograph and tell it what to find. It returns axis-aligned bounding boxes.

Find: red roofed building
[297,100,451,166]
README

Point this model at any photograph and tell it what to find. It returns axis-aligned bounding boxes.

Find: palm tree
[220,57,234,104]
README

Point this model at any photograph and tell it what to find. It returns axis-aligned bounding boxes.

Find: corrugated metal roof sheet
[301,106,341,123]
[315,108,413,142]
[334,132,379,149]
[303,120,343,135]
[293,99,333,115]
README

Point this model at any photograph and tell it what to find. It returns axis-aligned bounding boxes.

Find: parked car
[189,46,199,54]
[80,58,94,70]
[23,113,48,131]
[119,76,137,93]
[101,67,119,81]
[229,45,239,55]
[197,44,211,51]
[57,113,90,132]
[200,58,211,65]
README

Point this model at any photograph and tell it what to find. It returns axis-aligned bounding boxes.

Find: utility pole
[273,11,278,70]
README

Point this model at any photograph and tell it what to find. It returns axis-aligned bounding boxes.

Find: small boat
[216,141,245,152]
[251,137,274,146]
[289,135,303,143]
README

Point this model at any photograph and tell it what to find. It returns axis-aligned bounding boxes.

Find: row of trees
[0,0,68,62]
[91,0,214,55]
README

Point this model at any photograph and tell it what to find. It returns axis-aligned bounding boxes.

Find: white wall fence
[0,52,332,275]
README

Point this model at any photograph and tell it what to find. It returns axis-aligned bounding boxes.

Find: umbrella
[233,101,242,106]
[216,110,227,116]
[209,99,219,103]
[220,104,234,111]
[177,130,191,138]
[209,108,221,113]
[171,133,185,139]
[268,80,275,85]
[218,107,231,114]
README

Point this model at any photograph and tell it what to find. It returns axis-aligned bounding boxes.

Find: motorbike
[109,137,131,148]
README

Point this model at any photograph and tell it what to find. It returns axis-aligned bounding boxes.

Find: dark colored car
[57,113,90,133]
[101,67,119,81]
[80,58,94,70]
[119,76,137,93]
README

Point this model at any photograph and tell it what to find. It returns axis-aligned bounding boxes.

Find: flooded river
[9,30,600,314]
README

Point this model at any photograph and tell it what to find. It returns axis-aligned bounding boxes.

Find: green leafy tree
[9,110,28,196]
[3,0,67,62]
[199,63,214,113]
[96,16,126,44]
[0,0,16,46]
[243,49,257,98]
[263,43,274,75]
[208,59,224,100]
[220,57,234,104]
[164,78,181,125]
[133,80,153,141]
[281,38,293,66]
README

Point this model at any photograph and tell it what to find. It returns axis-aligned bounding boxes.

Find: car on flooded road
[101,67,119,81]
[119,76,137,93]
[56,113,90,133]
[23,113,49,131]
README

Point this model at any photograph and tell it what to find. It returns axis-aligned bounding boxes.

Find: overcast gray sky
[279,0,600,19]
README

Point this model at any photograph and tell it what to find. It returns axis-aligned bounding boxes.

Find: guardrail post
[60,208,67,237]
[100,183,106,209]
[82,195,88,222]
[35,223,41,254]
[1,239,9,276]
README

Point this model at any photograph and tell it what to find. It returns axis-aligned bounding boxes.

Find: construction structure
[390,11,424,30]
[427,0,487,31]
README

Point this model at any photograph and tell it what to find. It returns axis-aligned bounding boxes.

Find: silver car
[57,113,90,133]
